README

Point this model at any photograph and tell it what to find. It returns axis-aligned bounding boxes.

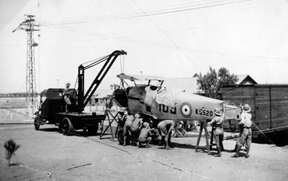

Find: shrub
[3,139,20,166]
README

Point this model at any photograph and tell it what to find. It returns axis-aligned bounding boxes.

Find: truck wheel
[61,117,73,136]
[88,123,99,136]
[34,118,40,130]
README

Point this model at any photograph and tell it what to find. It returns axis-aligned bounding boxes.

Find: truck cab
[37,88,77,121]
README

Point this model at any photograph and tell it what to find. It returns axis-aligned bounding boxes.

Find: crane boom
[77,50,127,112]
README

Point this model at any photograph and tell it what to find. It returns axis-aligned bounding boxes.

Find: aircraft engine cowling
[127,86,146,114]
[113,88,129,108]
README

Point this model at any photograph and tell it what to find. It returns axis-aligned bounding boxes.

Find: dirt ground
[0,124,288,181]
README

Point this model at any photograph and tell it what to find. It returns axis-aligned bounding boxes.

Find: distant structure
[13,15,39,114]
[235,74,257,85]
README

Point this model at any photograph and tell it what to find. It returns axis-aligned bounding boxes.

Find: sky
[1,0,288,93]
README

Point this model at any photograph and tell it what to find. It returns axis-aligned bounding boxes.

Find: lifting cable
[119,55,125,73]
[72,54,113,90]
[251,122,288,159]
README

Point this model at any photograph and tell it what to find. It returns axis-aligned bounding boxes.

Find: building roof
[162,75,258,94]
[236,74,257,85]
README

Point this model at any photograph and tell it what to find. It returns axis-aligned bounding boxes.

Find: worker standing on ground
[232,106,244,152]
[63,82,72,112]
[130,113,143,146]
[123,112,134,146]
[117,109,128,131]
[157,120,175,150]
[233,104,252,158]
[208,108,224,157]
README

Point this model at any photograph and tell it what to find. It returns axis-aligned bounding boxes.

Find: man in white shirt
[233,104,252,158]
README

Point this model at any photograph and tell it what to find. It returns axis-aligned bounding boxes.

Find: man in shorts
[131,113,143,146]
[157,120,175,150]
[138,122,152,148]
[123,112,134,146]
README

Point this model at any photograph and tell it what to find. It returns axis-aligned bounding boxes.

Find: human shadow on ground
[39,127,60,133]
[38,127,102,137]
[170,142,196,149]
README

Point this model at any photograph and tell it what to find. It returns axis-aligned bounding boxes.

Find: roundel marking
[180,102,192,118]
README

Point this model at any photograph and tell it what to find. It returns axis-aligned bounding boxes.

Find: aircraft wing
[117,73,166,82]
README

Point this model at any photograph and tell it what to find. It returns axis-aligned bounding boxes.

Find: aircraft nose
[113,88,128,107]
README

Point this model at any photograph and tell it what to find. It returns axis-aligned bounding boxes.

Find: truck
[34,50,127,135]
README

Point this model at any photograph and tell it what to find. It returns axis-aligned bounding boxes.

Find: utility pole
[13,15,40,115]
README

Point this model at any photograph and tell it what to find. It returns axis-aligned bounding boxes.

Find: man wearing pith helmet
[233,104,252,158]
[66,82,71,88]
[208,108,224,157]
[63,82,72,112]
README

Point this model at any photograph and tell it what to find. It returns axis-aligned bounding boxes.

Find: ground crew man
[208,108,224,157]
[63,82,72,112]
[123,112,135,146]
[157,120,175,150]
[118,109,128,129]
[130,113,143,146]
[138,122,152,148]
[233,104,252,158]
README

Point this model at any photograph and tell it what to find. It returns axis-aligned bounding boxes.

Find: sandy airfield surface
[0,123,288,181]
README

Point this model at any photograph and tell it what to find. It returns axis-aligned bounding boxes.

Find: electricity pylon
[13,15,39,115]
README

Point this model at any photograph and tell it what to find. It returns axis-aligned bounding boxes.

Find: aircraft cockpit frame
[117,73,165,88]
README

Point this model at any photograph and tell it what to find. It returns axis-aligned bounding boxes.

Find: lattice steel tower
[13,15,39,114]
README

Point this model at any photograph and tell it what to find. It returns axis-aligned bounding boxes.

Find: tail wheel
[34,118,40,130]
[61,117,74,136]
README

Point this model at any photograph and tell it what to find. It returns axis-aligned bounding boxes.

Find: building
[235,74,257,85]
[221,78,288,141]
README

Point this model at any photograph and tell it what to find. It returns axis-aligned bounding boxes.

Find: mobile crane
[34,50,127,135]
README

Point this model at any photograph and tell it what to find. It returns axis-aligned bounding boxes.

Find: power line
[41,0,250,27]
[128,0,251,69]
[18,0,287,62]
[35,21,288,62]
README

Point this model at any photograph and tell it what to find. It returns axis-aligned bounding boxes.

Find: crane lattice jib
[77,50,127,112]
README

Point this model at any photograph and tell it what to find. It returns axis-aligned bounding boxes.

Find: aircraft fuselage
[123,85,225,121]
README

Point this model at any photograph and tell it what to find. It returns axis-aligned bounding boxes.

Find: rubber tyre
[34,118,40,131]
[61,117,73,136]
